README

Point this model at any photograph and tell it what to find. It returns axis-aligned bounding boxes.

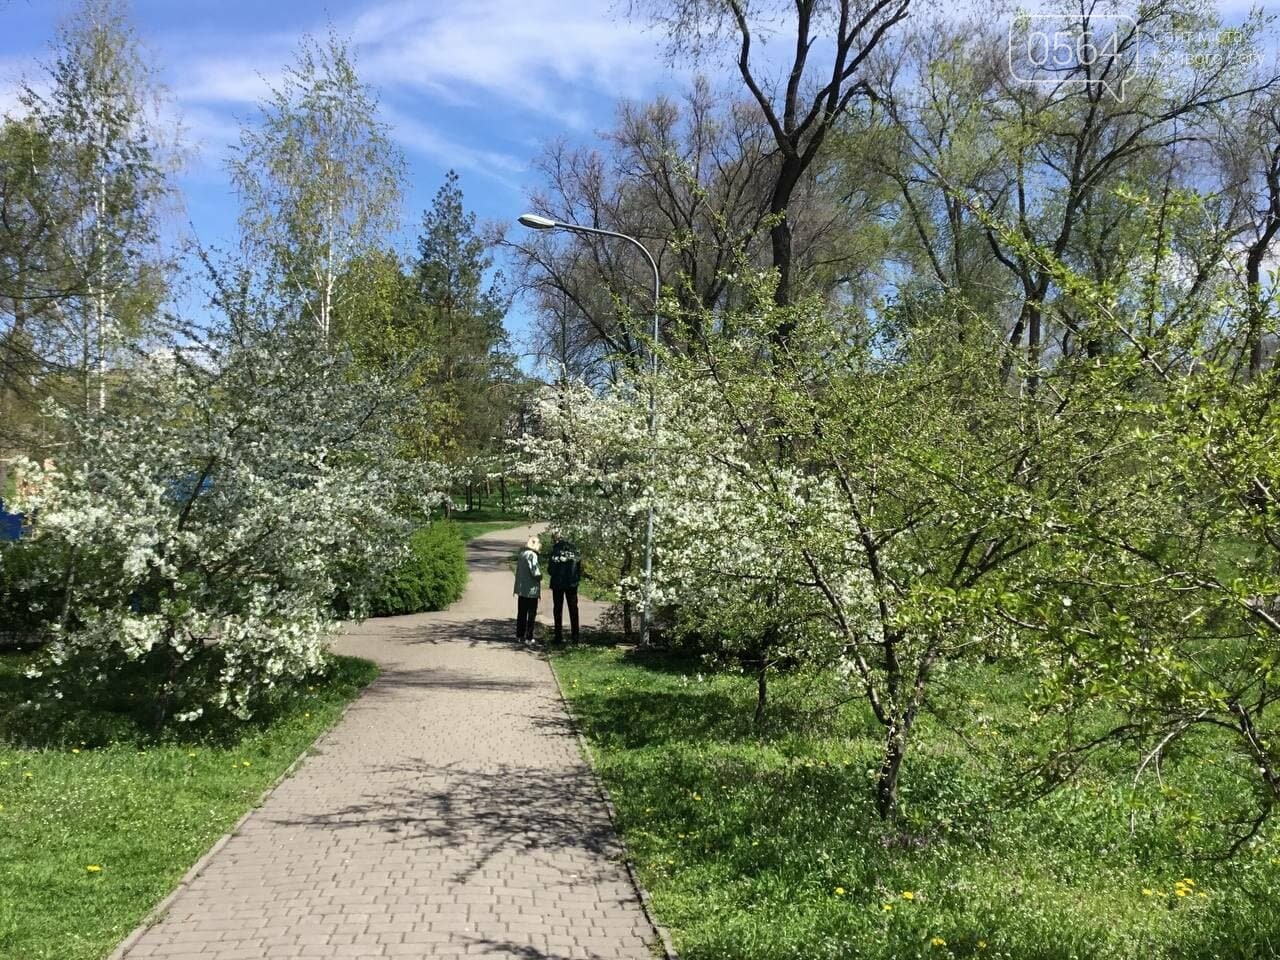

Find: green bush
[0,537,65,643]
[364,522,467,617]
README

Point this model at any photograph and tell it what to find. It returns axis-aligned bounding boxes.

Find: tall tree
[514,82,852,381]
[13,0,171,416]
[415,171,513,461]
[228,30,403,344]
[638,0,911,315]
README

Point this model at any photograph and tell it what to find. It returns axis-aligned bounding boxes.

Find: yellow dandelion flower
[978,941,987,950]
[1176,888,1188,897]
[1182,878,1195,886]
[834,887,846,896]
[882,904,893,912]
[188,752,196,758]
[241,761,250,767]
[901,891,915,901]
[71,749,80,754]
[751,840,759,846]
[86,865,102,873]
[1142,888,1153,896]
[1198,892,1207,899]
[23,771,32,778]
[931,937,947,947]
[692,793,702,801]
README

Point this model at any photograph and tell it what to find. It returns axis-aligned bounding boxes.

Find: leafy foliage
[358,522,467,618]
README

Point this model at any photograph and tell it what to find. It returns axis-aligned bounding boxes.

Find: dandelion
[931,937,947,947]
[834,887,846,896]
[901,890,915,901]
[692,793,702,801]
[24,771,32,778]
[86,865,102,873]
[71,749,80,755]
[188,752,196,758]
[978,941,987,950]
[1176,888,1189,897]
[241,761,250,767]
[882,904,893,912]
[1142,888,1153,896]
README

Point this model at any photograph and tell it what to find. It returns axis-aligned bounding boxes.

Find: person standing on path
[514,534,542,644]
[548,530,583,645]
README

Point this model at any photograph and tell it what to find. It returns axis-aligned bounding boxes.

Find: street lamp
[518,213,660,647]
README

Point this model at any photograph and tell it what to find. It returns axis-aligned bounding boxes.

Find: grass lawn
[439,501,533,544]
[0,652,378,960]
[453,518,530,542]
[551,645,1280,960]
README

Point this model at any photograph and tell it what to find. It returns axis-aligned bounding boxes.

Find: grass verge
[551,644,1280,960]
[0,652,378,960]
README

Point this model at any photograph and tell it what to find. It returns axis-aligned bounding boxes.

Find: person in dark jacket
[548,530,583,645]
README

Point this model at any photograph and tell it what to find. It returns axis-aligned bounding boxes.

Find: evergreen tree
[414,171,513,460]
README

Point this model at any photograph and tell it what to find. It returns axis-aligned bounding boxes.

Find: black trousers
[516,595,539,640]
[553,586,579,643]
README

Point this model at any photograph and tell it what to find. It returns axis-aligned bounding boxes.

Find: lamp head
[518,213,557,230]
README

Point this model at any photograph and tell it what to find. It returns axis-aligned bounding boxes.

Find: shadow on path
[266,759,620,886]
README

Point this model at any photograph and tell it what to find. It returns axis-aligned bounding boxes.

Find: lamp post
[518,213,660,647]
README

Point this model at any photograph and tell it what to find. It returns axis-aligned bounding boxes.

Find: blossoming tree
[8,276,446,726]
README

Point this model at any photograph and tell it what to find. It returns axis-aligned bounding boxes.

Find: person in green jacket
[548,530,583,645]
[514,534,542,644]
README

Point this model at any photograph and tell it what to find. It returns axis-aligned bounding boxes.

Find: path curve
[119,525,656,960]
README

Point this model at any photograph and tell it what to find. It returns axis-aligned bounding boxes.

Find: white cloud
[348,0,674,128]
[381,104,526,186]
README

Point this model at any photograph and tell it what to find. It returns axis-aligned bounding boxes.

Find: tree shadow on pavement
[463,935,618,960]
[265,759,625,886]
[360,666,541,695]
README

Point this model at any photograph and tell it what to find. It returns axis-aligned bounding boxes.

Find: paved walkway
[120,526,658,960]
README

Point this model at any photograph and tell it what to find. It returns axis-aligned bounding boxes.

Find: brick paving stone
[120,526,657,960]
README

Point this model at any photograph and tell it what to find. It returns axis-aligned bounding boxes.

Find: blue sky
[0,0,687,357]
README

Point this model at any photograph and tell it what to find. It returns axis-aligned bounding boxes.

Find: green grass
[551,646,1280,960]
[437,502,532,543]
[454,518,529,542]
[0,652,378,960]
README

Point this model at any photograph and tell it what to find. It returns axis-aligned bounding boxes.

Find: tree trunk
[875,725,907,820]
[753,659,768,728]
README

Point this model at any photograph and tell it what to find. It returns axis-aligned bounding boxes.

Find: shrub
[0,537,66,644]
[363,522,467,617]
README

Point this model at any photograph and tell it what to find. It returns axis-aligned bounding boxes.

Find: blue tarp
[0,503,23,541]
